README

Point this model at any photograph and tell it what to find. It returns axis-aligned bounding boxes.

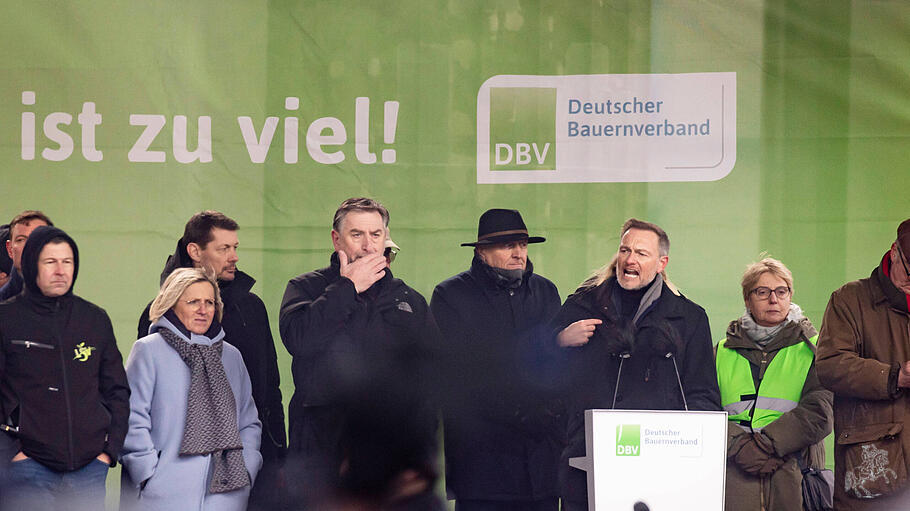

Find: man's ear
[658,255,669,273]
[186,242,203,263]
[5,239,11,259]
[331,230,342,253]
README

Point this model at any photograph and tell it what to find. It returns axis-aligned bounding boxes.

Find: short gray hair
[149,267,223,324]
[332,197,389,232]
[741,257,793,302]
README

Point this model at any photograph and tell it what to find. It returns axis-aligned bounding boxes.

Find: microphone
[652,322,688,411]
[609,321,635,408]
[633,501,651,511]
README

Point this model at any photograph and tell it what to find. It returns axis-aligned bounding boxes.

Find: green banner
[2,2,908,496]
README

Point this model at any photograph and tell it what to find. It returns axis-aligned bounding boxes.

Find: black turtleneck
[614,280,651,322]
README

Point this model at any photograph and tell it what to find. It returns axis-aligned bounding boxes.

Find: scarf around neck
[741,303,805,347]
[159,325,250,494]
[879,251,910,314]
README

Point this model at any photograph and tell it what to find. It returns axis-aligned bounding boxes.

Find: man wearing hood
[279,197,440,508]
[136,210,287,511]
[430,208,562,511]
[551,218,720,511]
[0,210,53,302]
[817,219,910,509]
[0,225,130,511]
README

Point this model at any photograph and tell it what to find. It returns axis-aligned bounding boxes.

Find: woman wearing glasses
[717,257,833,511]
[120,268,262,511]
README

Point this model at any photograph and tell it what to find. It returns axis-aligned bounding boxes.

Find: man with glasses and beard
[817,219,910,510]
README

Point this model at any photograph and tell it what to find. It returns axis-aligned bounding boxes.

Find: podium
[568,409,728,511]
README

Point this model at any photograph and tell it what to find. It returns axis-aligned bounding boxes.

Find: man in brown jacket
[817,218,910,509]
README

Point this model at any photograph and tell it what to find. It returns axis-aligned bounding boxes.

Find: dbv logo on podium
[476,72,736,183]
[616,424,641,456]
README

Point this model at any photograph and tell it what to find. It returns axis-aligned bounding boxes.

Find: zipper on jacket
[54,301,77,471]
[10,340,55,350]
[233,302,247,327]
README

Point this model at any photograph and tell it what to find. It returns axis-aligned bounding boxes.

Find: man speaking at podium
[551,218,721,511]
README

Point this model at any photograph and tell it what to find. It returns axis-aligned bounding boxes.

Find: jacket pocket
[838,422,907,499]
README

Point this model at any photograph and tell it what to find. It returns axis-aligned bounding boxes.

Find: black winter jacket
[0,227,130,472]
[137,241,287,465]
[551,276,721,504]
[431,256,562,501]
[279,253,439,480]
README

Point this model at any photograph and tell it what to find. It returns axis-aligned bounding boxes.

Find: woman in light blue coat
[121,268,262,511]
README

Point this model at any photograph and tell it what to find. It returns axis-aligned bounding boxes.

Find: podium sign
[569,409,728,511]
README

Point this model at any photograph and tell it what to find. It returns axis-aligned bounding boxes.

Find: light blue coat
[120,316,263,511]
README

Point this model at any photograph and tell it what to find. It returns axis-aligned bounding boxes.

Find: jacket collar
[22,286,73,315]
[468,253,535,290]
[218,270,254,305]
[872,252,910,313]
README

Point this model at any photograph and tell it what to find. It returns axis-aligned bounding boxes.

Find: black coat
[430,256,562,501]
[551,277,721,504]
[279,253,439,498]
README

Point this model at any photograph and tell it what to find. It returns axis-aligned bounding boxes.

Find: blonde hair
[741,257,793,302]
[149,267,223,323]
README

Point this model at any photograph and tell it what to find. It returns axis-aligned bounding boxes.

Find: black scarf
[159,320,250,494]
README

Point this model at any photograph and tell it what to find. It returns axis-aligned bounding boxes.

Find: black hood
[21,225,79,296]
[158,237,196,285]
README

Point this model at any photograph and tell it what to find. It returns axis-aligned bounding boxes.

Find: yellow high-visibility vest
[716,334,817,431]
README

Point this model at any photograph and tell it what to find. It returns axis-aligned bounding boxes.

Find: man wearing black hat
[0,226,130,511]
[431,208,562,511]
[817,219,910,509]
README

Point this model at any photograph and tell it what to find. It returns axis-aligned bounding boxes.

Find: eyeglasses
[750,286,791,300]
[184,298,216,310]
[897,244,910,278]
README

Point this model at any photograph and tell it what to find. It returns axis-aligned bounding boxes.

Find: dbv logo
[616,424,641,456]
[488,87,556,171]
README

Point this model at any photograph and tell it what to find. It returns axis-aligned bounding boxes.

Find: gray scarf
[631,274,664,325]
[159,327,250,494]
[741,303,805,347]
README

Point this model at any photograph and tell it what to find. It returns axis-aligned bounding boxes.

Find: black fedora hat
[461,209,546,247]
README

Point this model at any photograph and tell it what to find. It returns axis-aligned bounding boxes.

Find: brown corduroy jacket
[817,265,910,510]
